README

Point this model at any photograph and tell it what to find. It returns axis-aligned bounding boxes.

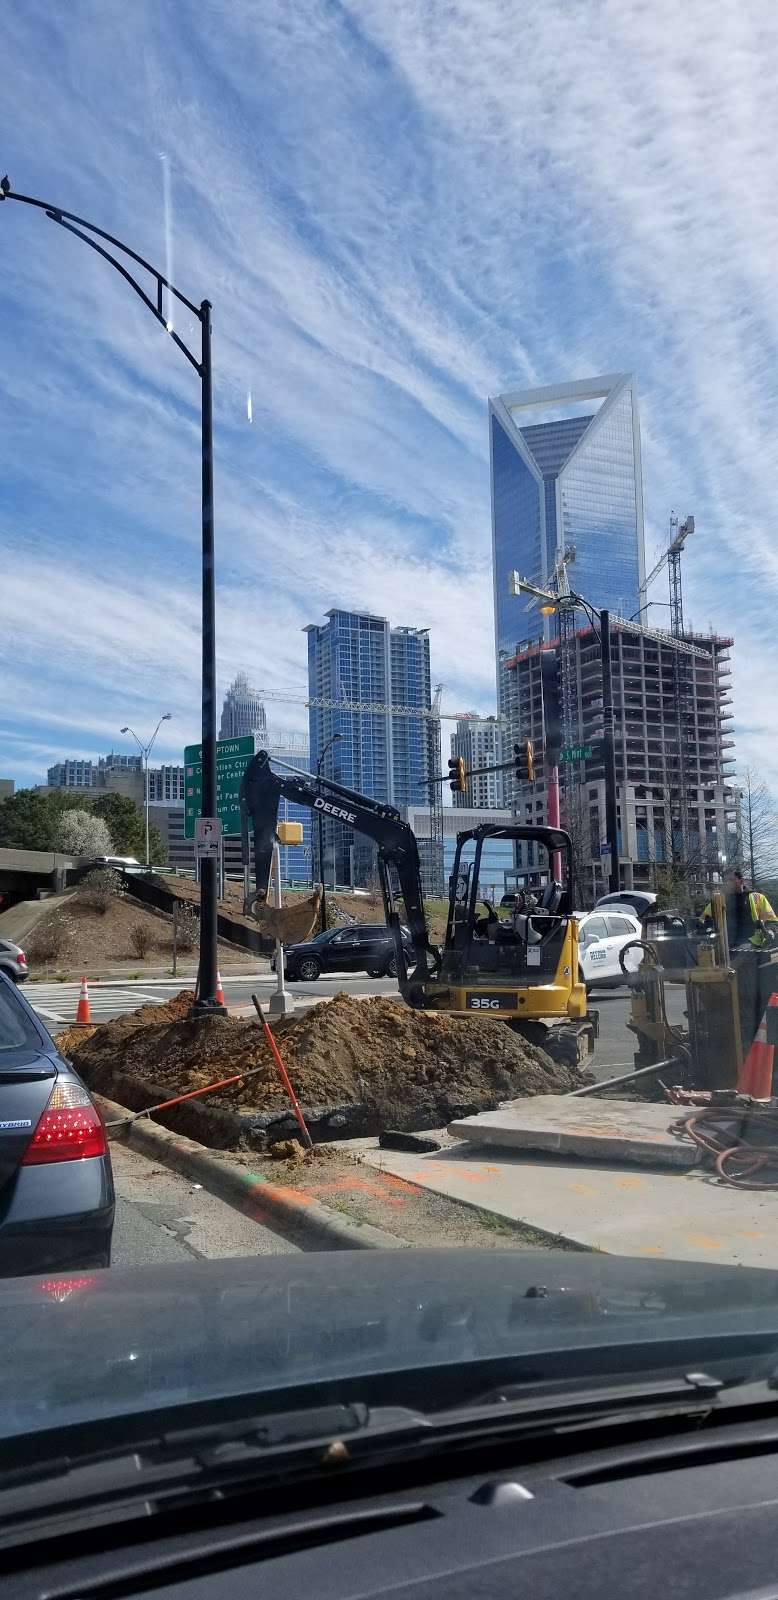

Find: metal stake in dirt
[251,994,313,1150]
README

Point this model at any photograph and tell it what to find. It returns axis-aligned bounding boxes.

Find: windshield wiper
[0,1373,727,1539]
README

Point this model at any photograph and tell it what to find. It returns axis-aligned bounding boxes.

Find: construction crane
[635,512,698,886]
[254,686,473,723]
[641,512,695,636]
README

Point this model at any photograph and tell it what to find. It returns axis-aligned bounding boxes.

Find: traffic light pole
[446,757,518,782]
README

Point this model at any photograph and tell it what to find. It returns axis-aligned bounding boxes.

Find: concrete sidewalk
[448,1097,701,1169]
[356,1135,778,1268]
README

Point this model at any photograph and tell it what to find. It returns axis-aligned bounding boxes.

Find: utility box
[277,821,304,846]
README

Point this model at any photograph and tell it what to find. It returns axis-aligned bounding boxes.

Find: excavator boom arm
[239,750,439,994]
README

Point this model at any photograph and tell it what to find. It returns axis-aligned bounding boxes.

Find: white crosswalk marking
[22,983,165,1024]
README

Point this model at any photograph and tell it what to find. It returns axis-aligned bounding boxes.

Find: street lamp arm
[1,182,202,371]
[569,593,602,642]
[120,726,145,756]
[147,715,170,757]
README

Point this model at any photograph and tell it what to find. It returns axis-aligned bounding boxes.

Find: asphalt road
[587,980,687,1079]
[110,1141,297,1266]
[225,972,399,1006]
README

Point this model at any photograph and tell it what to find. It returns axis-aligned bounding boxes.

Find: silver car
[0,939,29,983]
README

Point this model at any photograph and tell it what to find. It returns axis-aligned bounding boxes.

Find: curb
[96,1094,406,1254]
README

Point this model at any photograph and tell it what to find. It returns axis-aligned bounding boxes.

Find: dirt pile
[54,989,196,1059]
[63,991,581,1136]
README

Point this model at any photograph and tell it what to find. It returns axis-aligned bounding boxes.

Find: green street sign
[184,736,256,839]
[559,743,594,763]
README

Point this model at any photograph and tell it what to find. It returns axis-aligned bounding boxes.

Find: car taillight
[17,951,27,965]
[22,1080,107,1165]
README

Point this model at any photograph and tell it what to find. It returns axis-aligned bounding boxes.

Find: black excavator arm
[239,749,440,1001]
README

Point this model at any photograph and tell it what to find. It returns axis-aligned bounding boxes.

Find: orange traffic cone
[75,975,92,1027]
[737,994,778,1097]
[216,969,225,1006]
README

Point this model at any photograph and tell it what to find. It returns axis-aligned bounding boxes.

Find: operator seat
[539,880,564,915]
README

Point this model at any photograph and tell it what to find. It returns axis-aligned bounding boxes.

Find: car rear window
[0,985,41,1054]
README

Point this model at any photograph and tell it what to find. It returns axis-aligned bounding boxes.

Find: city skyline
[3,5,777,794]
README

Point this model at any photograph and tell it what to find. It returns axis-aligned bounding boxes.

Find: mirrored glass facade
[491,411,543,661]
[558,386,643,620]
[490,376,645,708]
[306,610,432,884]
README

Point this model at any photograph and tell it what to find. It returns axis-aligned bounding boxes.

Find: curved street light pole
[120,713,172,866]
[1,176,224,1014]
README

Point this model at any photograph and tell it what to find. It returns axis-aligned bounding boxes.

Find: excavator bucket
[247,886,323,946]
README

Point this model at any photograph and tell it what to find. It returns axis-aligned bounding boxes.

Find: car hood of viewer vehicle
[4,1251,778,1444]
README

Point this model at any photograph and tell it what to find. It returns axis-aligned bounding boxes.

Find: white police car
[575,908,643,990]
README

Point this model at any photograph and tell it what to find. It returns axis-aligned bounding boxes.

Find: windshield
[3,0,778,1507]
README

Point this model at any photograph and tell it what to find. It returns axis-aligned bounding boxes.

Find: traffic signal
[514,739,535,782]
[448,755,466,794]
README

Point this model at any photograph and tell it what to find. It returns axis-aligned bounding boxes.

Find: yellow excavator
[240,750,597,1067]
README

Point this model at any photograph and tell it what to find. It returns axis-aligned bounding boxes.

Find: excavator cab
[424,824,595,1066]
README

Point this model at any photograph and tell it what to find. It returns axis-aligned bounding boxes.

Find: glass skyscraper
[305,610,432,885]
[490,374,646,696]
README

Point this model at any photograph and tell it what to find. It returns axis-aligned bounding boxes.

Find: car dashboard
[8,1412,778,1600]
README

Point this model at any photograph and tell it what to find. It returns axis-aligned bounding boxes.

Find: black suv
[279,924,413,982]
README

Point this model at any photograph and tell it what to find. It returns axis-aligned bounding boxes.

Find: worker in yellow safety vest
[702,869,777,948]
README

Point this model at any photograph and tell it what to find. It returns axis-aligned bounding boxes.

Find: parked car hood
[3,1250,778,1444]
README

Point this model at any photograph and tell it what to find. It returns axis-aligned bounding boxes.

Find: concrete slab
[358,1141,778,1269]
[448,1096,700,1170]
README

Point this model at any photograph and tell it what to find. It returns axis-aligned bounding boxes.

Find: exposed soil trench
[60,991,583,1149]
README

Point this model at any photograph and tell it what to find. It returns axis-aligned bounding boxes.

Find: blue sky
[2,0,778,790]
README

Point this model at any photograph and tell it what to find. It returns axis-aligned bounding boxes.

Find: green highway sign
[559,743,594,763]
[184,736,256,839]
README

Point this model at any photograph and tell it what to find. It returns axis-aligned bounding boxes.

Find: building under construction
[503,621,737,900]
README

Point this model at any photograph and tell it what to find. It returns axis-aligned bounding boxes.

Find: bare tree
[737,771,778,886]
[560,784,596,908]
[647,789,714,911]
[78,868,122,915]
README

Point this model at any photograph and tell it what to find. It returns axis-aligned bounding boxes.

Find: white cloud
[3,0,778,800]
